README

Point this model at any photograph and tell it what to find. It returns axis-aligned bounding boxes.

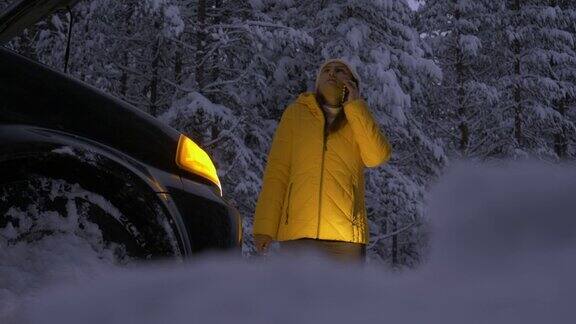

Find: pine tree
[418,0,501,159]
[547,0,576,159]
[492,0,576,158]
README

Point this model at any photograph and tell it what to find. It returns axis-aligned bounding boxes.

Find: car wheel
[0,175,176,263]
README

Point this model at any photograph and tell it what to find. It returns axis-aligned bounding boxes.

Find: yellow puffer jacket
[253,92,392,244]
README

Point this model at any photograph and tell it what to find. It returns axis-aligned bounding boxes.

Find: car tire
[0,171,181,262]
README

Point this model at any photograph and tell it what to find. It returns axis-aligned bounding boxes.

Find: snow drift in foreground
[4,160,576,324]
[0,179,128,319]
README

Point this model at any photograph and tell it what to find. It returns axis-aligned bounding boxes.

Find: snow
[145,0,167,11]
[159,91,236,128]
[345,25,367,51]
[50,15,64,33]
[406,0,420,11]
[248,0,264,10]
[0,178,134,321]
[50,146,77,157]
[2,160,575,323]
[50,146,99,166]
[459,34,481,57]
[0,229,119,317]
[142,0,184,37]
[162,5,184,38]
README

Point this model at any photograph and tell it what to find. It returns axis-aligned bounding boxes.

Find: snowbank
[0,179,128,321]
[3,160,576,323]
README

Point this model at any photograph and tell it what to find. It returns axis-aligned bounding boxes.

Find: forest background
[1,0,575,269]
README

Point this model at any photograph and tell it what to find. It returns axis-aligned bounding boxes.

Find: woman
[253,58,392,263]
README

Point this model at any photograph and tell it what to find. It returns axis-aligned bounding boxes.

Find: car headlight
[176,134,222,196]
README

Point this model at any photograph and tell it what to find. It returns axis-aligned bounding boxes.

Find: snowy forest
[1,0,575,269]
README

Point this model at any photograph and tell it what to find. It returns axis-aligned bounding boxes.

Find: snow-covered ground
[2,160,575,323]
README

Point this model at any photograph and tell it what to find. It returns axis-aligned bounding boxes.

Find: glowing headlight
[176,134,222,196]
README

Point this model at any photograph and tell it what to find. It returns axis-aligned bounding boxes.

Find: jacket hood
[314,58,361,94]
[295,92,346,133]
[296,91,324,119]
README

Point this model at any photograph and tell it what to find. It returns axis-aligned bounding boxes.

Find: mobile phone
[341,86,349,104]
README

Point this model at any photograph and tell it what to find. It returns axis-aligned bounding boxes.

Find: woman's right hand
[254,234,273,254]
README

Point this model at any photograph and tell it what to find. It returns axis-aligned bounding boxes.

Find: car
[0,0,242,260]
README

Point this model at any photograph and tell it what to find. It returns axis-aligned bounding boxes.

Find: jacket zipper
[317,123,328,238]
[284,183,293,225]
[352,183,358,242]
[352,184,357,219]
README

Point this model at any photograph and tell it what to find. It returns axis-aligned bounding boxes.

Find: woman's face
[317,62,354,105]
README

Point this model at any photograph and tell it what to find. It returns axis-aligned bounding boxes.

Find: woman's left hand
[340,76,360,105]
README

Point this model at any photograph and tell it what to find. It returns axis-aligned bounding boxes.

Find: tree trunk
[512,0,523,147]
[174,41,183,85]
[391,222,398,266]
[195,0,206,90]
[454,2,469,154]
[119,4,134,99]
[208,0,223,84]
[149,18,161,116]
[553,98,568,159]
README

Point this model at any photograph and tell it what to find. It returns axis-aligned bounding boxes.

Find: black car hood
[0,0,80,44]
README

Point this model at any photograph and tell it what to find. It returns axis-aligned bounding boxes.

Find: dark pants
[279,238,366,264]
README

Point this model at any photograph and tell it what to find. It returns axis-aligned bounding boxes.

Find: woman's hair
[349,77,359,89]
[314,91,348,134]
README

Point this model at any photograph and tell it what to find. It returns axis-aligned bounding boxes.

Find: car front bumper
[160,177,242,256]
